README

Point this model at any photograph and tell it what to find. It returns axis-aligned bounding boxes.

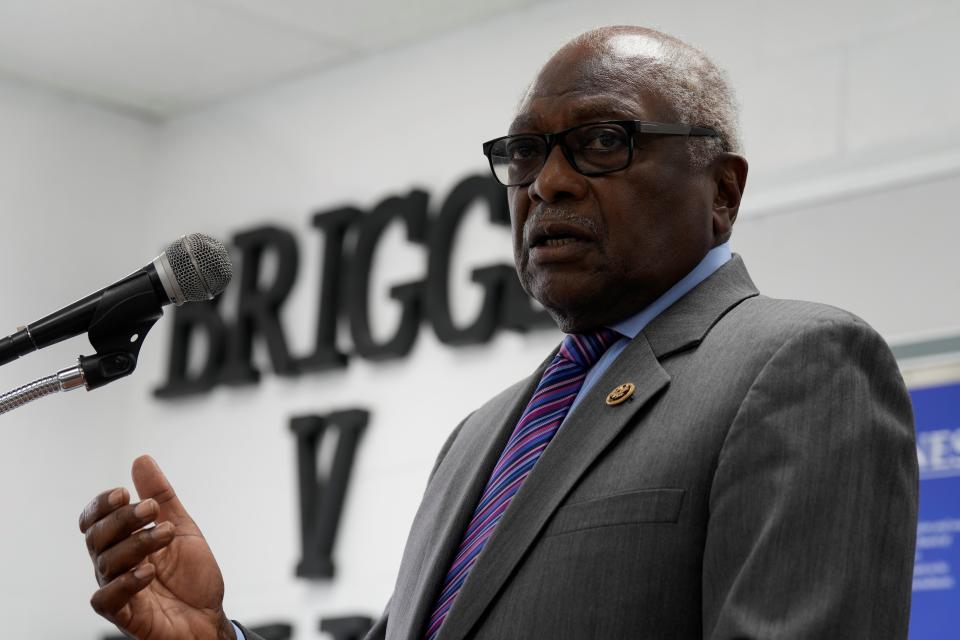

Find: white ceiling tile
[0,0,351,115]
[0,0,547,117]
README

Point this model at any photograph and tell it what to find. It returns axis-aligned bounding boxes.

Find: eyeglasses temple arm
[637,122,719,137]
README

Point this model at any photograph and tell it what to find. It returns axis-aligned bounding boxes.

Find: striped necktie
[424,328,619,639]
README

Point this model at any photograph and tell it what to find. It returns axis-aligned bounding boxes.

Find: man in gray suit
[79,26,918,640]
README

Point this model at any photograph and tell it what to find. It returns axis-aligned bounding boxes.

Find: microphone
[0,233,232,367]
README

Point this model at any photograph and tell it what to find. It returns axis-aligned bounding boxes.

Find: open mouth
[527,220,595,263]
[539,237,579,247]
[528,221,594,249]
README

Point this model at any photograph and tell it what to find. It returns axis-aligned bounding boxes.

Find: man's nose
[528,144,588,203]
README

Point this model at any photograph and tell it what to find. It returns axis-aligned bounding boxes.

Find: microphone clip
[78,272,164,391]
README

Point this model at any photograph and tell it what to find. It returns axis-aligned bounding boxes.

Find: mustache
[526,207,603,237]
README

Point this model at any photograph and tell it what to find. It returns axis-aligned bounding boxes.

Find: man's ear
[710,152,748,244]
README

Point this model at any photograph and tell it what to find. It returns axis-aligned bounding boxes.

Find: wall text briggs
[154,174,552,398]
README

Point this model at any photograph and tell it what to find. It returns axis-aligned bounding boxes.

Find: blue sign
[910,379,960,639]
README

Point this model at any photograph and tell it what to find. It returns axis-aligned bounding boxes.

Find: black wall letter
[154,298,228,398]
[221,226,300,384]
[347,190,429,360]
[320,616,374,640]
[298,206,362,372]
[426,175,550,345]
[292,409,369,579]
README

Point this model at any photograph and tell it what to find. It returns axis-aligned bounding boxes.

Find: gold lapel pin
[605,382,635,406]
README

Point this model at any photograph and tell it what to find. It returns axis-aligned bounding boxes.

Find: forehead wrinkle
[526,63,632,102]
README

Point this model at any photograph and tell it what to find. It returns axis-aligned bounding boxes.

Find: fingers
[89,563,155,622]
[94,521,175,582]
[131,455,192,525]
[83,498,160,558]
[79,487,129,534]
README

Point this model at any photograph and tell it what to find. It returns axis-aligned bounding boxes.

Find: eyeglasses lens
[488,123,632,186]
[567,124,630,173]
[489,136,546,186]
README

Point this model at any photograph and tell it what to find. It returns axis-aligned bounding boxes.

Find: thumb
[131,454,194,527]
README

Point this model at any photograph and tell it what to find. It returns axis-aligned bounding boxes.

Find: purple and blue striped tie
[424,328,619,639]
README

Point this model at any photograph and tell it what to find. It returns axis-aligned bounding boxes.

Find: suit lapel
[390,367,545,640]
[644,255,759,358]
[434,256,759,640]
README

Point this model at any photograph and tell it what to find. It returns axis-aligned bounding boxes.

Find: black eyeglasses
[481,120,719,187]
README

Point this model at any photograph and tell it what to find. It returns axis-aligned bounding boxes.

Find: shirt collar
[610,242,732,340]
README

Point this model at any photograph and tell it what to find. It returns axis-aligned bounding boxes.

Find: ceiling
[0,0,542,119]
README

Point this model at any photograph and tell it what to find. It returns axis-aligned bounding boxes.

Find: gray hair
[571,27,743,168]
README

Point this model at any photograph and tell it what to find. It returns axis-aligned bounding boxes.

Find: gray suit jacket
[245,257,919,640]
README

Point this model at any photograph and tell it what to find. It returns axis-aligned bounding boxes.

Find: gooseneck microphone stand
[0,365,87,415]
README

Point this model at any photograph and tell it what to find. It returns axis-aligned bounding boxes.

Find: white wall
[2,0,959,637]
[0,78,158,635]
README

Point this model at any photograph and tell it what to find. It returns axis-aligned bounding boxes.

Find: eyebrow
[509,98,640,134]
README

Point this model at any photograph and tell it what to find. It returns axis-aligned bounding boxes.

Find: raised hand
[79,455,235,640]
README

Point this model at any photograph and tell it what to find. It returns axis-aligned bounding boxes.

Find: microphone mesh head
[163,233,233,302]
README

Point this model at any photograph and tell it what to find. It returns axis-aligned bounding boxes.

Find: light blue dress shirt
[231,242,731,640]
